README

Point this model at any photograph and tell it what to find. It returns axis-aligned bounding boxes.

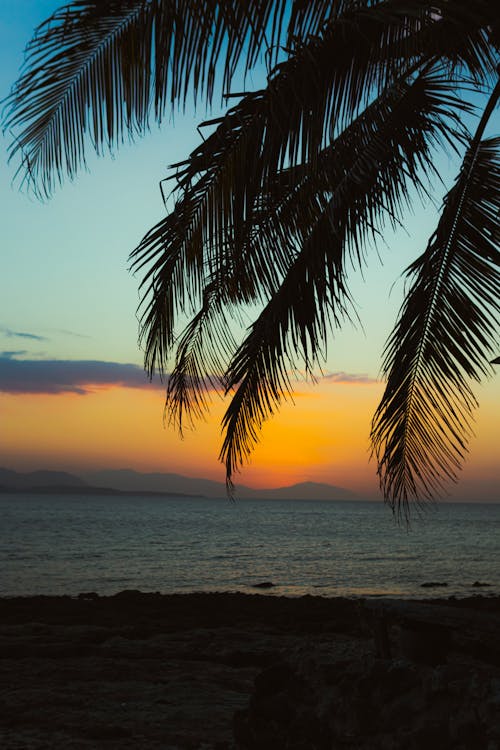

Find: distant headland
[0,466,357,501]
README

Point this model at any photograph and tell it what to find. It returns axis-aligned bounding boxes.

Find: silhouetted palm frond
[130,89,270,380]
[133,66,466,449]
[372,96,500,518]
[220,68,468,488]
[130,0,484,386]
[2,0,292,197]
[164,268,246,432]
[5,0,495,199]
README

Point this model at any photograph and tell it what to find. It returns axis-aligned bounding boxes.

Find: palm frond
[2,0,288,197]
[384,0,498,84]
[133,63,466,435]
[165,271,241,432]
[372,122,500,519]
[6,0,494,199]
[220,67,468,488]
[129,89,270,378]
[220,241,351,490]
[130,0,486,383]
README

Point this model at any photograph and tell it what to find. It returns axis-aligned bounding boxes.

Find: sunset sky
[1,1,499,501]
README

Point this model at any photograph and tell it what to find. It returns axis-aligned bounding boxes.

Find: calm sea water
[1,493,498,599]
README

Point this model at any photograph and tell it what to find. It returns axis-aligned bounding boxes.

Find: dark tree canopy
[3,0,500,518]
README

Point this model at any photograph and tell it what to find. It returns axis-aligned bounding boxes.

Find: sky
[0,1,499,501]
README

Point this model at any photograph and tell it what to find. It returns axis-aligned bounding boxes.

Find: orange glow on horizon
[1,377,498,500]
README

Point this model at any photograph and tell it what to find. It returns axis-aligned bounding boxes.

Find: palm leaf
[371,104,500,519]
[220,67,467,488]
[130,0,489,383]
[130,89,270,379]
[2,0,288,197]
[165,275,241,433]
[6,0,494,199]
[136,64,466,437]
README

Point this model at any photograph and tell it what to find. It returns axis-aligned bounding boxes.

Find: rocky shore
[1,591,499,749]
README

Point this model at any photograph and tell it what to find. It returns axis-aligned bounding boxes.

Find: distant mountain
[0,467,87,490]
[0,467,357,501]
[84,469,356,501]
[85,468,227,498]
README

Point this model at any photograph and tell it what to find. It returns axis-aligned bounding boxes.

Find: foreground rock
[234,650,500,749]
[234,596,500,750]
[0,592,498,749]
[0,592,364,749]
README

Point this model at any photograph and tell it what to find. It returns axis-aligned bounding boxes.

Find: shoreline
[1,586,500,597]
[1,583,499,602]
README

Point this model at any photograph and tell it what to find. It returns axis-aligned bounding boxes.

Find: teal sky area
[0,1,499,495]
[1,0,200,367]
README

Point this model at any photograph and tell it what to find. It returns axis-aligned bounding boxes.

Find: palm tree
[3,0,499,518]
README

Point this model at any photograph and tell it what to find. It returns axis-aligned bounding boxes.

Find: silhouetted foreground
[1,592,499,749]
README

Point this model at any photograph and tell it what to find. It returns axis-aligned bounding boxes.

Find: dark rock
[234,630,500,750]
[77,591,99,600]
[289,707,331,749]
[84,724,130,740]
[252,692,296,723]
[410,718,451,750]
[254,662,296,697]
[112,589,144,599]
[449,707,485,746]
[472,581,491,587]
[234,707,287,750]
[398,622,451,665]
[222,649,278,668]
[253,581,274,589]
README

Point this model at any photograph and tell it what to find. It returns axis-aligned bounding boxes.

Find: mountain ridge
[85,468,357,500]
[0,467,357,501]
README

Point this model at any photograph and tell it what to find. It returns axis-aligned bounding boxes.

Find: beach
[1,591,499,749]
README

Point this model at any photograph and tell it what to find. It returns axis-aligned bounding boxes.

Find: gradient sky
[1,1,499,500]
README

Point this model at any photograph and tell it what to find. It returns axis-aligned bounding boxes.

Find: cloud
[0,356,378,396]
[1,327,49,342]
[321,371,380,385]
[0,356,222,396]
[54,328,91,339]
[1,350,27,359]
[0,357,165,395]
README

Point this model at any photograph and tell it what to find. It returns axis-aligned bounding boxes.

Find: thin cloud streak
[54,328,91,339]
[321,372,380,385]
[1,327,48,342]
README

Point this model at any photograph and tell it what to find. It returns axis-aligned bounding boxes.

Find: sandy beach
[1,591,499,749]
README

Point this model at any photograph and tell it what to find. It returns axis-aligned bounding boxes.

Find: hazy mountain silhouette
[85,469,356,500]
[1,467,356,500]
[0,467,87,490]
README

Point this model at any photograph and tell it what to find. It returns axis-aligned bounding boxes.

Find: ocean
[1,493,498,599]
